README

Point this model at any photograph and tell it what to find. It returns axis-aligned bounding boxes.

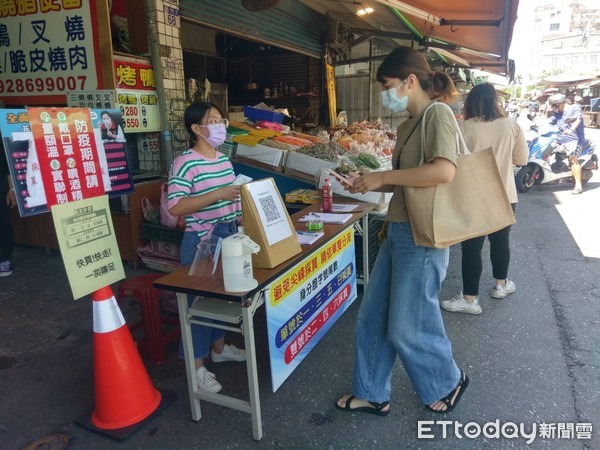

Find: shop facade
[0,0,332,268]
[0,0,519,270]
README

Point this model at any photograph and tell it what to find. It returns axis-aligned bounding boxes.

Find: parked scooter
[515,125,598,193]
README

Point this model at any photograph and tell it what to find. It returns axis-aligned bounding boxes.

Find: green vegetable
[357,152,380,169]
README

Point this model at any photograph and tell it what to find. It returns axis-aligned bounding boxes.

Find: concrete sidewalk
[1,177,599,449]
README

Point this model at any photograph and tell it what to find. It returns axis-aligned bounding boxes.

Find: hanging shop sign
[114,60,156,91]
[265,228,357,392]
[51,195,125,300]
[114,59,161,132]
[67,90,116,110]
[325,63,337,127]
[115,90,160,132]
[0,107,133,217]
[0,0,113,105]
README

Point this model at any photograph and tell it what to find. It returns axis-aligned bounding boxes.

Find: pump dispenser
[221,233,260,292]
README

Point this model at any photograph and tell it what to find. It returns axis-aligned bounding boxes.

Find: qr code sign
[259,195,281,222]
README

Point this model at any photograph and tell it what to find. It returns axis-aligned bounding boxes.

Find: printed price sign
[116,90,161,132]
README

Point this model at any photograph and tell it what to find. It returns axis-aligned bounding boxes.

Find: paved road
[0,139,599,448]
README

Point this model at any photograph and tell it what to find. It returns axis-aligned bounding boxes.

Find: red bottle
[322,177,333,213]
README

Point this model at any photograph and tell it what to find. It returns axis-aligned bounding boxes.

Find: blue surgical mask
[381,80,408,113]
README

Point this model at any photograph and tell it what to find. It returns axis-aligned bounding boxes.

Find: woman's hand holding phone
[328,170,357,191]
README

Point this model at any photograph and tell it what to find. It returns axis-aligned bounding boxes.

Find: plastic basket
[244,106,285,124]
[219,141,237,159]
[141,222,184,245]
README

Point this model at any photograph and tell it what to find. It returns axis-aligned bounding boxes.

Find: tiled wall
[150,0,189,165]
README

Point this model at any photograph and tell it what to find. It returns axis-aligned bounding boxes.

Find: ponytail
[377,47,457,104]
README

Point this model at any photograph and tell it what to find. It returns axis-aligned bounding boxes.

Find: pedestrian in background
[0,140,17,277]
[547,93,586,194]
[335,46,469,416]
[441,83,528,315]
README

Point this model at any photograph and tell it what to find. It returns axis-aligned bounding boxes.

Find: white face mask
[381,79,408,113]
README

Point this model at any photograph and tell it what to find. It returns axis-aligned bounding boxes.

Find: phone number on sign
[0,76,88,94]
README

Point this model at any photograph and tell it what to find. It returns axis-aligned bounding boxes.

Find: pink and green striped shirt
[168,149,241,240]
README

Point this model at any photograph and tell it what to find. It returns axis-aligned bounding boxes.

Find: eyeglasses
[383,79,408,91]
[201,118,229,127]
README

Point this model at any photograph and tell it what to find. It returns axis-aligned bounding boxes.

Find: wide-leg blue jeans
[352,222,461,405]
[177,221,238,360]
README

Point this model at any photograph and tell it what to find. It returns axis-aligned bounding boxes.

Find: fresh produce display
[289,131,319,143]
[260,139,292,150]
[294,142,346,162]
[355,152,380,169]
[330,120,396,157]
[273,135,314,147]
[229,118,395,183]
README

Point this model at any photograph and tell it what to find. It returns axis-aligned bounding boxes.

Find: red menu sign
[114,60,156,91]
[28,107,106,207]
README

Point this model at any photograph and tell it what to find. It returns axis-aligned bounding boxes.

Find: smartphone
[328,169,354,187]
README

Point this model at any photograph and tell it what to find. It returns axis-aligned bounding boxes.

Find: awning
[541,73,600,87]
[300,0,518,77]
[385,0,518,68]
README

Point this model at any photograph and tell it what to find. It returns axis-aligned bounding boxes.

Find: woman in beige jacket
[441,83,528,315]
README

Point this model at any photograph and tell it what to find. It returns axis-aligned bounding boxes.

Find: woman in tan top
[441,83,528,315]
[335,47,468,416]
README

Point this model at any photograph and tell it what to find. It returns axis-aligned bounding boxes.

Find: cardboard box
[285,188,320,205]
[241,178,301,268]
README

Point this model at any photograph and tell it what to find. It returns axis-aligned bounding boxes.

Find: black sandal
[426,370,469,414]
[335,395,390,417]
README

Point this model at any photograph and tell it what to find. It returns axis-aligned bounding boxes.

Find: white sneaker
[490,279,516,299]
[196,367,222,393]
[0,260,12,277]
[441,293,482,315]
[211,344,246,363]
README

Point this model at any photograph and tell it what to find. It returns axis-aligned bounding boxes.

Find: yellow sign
[268,229,353,307]
[116,89,161,132]
[326,63,337,127]
[51,196,125,299]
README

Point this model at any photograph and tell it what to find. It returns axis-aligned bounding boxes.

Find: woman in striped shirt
[168,101,245,393]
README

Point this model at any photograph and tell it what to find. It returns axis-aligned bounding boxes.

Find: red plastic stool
[117,273,181,365]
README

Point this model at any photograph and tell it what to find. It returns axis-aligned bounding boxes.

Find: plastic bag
[141,197,160,224]
[160,182,179,228]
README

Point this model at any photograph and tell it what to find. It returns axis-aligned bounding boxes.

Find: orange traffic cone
[91,285,161,430]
